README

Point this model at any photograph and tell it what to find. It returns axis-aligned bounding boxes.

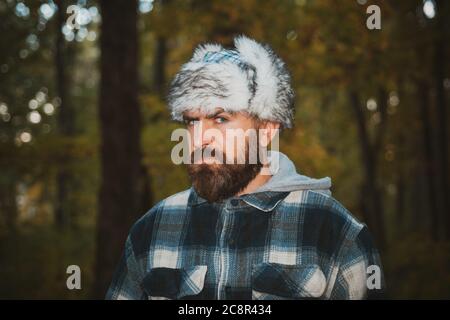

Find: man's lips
[192,156,222,165]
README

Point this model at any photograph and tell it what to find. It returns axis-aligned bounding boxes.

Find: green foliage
[141,94,191,201]
[0,225,95,299]
[384,233,450,299]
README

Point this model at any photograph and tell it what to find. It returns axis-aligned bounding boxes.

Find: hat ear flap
[234,34,294,128]
[234,35,280,117]
[234,35,274,72]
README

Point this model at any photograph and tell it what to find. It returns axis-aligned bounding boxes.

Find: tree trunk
[417,81,440,240]
[93,0,142,298]
[348,91,386,249]
[54,0,76,228]
[0,179,18,234]
[152,0,175,96]
[434,0,449,240]
[153,35,167,97]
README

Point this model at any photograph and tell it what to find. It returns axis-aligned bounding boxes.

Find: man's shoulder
[281,189,366,241]
[140,188,192,219]
[128,188,192,249]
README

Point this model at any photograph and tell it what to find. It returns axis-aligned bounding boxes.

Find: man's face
[183,108,264,203]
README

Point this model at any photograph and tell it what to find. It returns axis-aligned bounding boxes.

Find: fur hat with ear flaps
[167,35,295,128]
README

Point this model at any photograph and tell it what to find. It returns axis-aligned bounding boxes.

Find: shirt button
[230,199,239,206]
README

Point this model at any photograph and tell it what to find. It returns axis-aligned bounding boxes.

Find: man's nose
[193,120,215,149]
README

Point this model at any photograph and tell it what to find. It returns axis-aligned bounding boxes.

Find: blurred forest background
[0,0,449,299]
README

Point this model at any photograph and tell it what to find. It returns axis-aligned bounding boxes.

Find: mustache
[190,147,224,164]
[186,152,263,203]
[189,144,265,165]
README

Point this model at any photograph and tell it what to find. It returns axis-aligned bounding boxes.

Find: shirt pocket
[251,262,327,300]
[142,265,207,300]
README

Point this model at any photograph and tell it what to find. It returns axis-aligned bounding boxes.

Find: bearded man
[106,35,384,300]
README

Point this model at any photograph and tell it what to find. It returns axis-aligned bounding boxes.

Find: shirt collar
[188,187,289,212]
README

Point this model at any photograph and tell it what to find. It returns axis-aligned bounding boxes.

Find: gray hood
[254,151,332,196]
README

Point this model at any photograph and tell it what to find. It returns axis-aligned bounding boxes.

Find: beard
[186,144,263,203]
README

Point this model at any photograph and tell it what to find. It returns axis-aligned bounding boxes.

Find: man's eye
[184,119,196,126]
[215,117,228,124]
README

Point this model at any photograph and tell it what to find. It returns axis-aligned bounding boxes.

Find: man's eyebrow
[206,109,232,119]
[182,114,198,121]
[182,109,233,121]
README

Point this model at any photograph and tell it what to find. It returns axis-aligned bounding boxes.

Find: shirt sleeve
[105,236,147,300]
[329,225,385,299]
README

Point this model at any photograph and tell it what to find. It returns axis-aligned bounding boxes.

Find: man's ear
[259,121,281,148]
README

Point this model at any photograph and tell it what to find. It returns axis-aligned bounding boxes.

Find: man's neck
[236,165,272,196]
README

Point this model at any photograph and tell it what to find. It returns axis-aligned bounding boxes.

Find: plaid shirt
[106,187,384,300]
